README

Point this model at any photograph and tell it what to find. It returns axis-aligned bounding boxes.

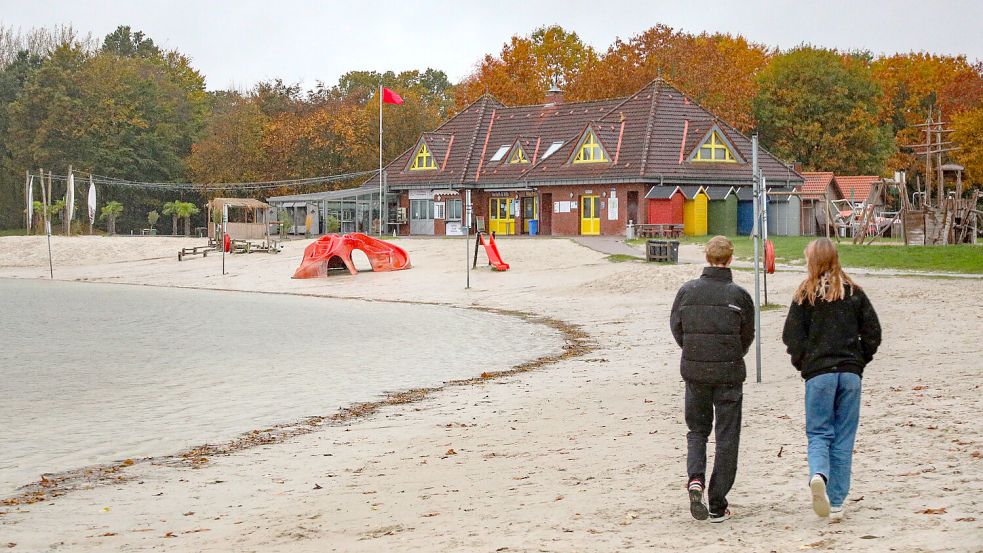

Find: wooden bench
[230,239,281,254]
[636,224,684,238]
[177,245,214,261]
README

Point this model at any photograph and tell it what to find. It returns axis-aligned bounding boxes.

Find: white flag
[27,176,33,229]
[87,177,96,226]
[66,173,75,222]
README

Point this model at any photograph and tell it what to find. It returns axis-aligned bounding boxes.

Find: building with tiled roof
[365,78,803,236]
[798,171,845,235]
[835,175,880,204]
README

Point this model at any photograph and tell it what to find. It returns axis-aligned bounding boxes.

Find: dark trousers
[685,382,743,514]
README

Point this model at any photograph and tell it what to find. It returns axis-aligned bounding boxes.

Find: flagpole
[379,83,383,236]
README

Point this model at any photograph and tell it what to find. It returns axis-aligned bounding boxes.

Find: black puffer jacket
[782,284,881,380]
[670,267,755,385]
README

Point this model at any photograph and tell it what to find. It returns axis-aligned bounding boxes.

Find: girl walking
[782,238,881,522]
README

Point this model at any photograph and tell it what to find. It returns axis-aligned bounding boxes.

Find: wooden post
[924,112,932,208]
[936,111,944,207]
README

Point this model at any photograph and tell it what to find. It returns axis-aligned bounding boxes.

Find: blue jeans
[805,372,862,507]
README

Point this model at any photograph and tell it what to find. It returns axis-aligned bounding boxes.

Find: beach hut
[645,186,684,225]
[207,198,272,240]
[767,190,802,236]
[706,186,738,236]
[680,186,709,236]
[736,187,754,236]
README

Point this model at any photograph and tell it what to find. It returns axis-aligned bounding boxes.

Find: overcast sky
[2,0,981,91]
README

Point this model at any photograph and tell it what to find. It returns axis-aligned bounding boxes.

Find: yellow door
[489,198,515,235]
[580,195,600,235]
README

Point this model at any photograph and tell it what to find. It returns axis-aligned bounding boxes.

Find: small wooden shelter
[767,190,802,236]
[706,186,738,236]
[207,198,272,240]
[680,186,709,236]
[646,186,685,225]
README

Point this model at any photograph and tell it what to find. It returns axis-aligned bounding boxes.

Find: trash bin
[646,239,679,263]
[528,219,538,236]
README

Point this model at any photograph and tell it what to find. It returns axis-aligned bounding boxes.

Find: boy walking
[670,236,755,522]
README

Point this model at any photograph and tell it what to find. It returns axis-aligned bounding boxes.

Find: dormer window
[410,142,437,170]
[692,129,738,163]
[573,130,609,164]
[508,146,529,164]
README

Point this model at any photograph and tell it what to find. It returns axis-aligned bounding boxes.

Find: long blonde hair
[793,238,860,305]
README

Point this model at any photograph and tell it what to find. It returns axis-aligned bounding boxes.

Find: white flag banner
[27,175,33,229]
[87,177,96,226]
[66,173,75,222]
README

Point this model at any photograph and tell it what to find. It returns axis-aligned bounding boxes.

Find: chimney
[545,85,564,106]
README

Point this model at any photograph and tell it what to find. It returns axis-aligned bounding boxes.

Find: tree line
[1,23,980,232]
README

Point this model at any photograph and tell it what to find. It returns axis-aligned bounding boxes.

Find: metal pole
[751,135,762,384]
[762,177,768,306]
[379,84,383,236]
[222,203,228,275]
[465,189,472,289]
[40,169,53,279]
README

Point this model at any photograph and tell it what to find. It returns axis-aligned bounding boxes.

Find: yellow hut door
[489,198,515,235]
[580,195,600,235]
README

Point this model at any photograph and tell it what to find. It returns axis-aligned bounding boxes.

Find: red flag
[382,87,403,105]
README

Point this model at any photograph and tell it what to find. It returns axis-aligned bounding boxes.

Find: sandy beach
[0,235,981,552]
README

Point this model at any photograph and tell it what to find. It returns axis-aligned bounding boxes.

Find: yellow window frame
[573,131,609,164]
[694,131,736,163]
[509,146,529,164]
[410,142,437,170]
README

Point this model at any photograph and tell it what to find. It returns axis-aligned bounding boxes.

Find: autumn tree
[455,25,596,108]
[571,25,770,131]
[871,53,983,178]
[753,47,894,174]
[952,106,983,186]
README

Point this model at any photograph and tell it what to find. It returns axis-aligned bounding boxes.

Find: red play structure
[292,233,410,278]
[477,233,509,271]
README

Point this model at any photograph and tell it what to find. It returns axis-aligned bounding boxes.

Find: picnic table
[635,224,684,238]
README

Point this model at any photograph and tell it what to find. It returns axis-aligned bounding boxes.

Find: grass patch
[629,235,983,274]
[0,229,28,237]
[760,303,786,312]
[605,254,642,263]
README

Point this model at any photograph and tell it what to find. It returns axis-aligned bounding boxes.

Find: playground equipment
[472,232,509,271]
[292,233,410,278]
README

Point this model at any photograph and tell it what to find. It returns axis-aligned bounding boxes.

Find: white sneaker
[829,506,844,522]
[810,474,831,517]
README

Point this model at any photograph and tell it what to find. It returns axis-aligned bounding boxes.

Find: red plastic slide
[292,233,410,278]
[479,233,510,271]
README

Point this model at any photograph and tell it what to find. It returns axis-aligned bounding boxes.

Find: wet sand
[0,235,980,552]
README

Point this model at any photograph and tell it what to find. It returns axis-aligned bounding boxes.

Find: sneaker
[708,508,731,523]
[810,474,831,517]
[688,479,708,521]
[829,505,844,522]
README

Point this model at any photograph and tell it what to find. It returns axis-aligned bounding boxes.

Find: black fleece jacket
[670,267,755,385]
[782,284,881,381]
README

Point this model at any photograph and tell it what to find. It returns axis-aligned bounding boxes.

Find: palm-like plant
[162,201,179,235]
[174,201,200,236]
[100,201,124,235]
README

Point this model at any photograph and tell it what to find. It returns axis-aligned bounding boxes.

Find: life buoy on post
[224,232,231,253]
[765,239,776,274]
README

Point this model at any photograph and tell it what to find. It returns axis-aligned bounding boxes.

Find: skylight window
[540,141,564,160]
[490,145,510,162]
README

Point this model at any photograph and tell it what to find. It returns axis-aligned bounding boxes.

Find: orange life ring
[765,239,775,274]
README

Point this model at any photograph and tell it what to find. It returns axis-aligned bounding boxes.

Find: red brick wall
[397,183,651,237]
[538,184,649,236]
